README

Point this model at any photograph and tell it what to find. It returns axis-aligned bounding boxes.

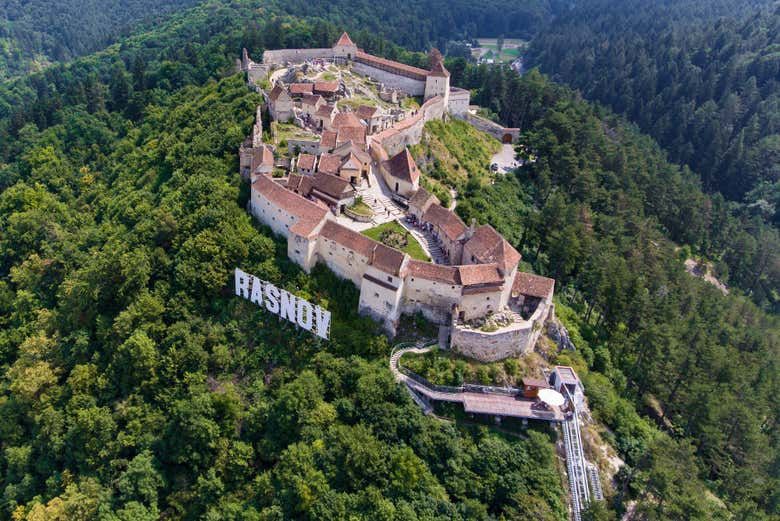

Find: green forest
[0,0,204,80]
[0,0,778,519]
[528,0,780,223]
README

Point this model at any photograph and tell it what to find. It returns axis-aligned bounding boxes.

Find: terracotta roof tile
[320,130,337,149]
[356,105,379,119]
[286,173,314,196]
[512,272,555,299]
[315,104,335,119]
[355,51,429,80]
[457,263,503,286]
[314,81,340,93]
[464,224,521,274]
[297,153,316,171]
[252,174,328,224]
[268,84,289,102]
[301,94,324,106]
[320,221,406,276]
[383,148,420,184]
[312,172,354,199]
[317,153,342,175]
[334,32,355,47]
[409,188,439,210]
[336,126,366,146]
[422,204,467,241]
[290,83,314,95]
[333,112,364,129]
[428,60,450,78]
[252,145,274,169]
[406,260,459,284]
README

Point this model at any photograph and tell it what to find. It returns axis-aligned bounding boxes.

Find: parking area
[491,144,520,174]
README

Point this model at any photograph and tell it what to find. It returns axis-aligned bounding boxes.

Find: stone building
[248,170,555,360]
[380,148,420,197]
[267,85,293,122]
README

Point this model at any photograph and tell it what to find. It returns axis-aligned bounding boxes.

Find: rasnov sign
[234,268,331,340]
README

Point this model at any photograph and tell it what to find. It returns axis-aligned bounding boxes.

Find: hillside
[527,0,780,223]
[0,0,205,80]
[0,1,777,520]
[410,118,501,205]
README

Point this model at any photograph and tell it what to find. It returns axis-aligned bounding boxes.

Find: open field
[474,38,527,63]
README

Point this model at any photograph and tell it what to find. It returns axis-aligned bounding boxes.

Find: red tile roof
[333,112,363,129]
[297,153,316,171]
[422,204,467,241]
[286,173,314,195]
[311,172,354,200]
[315,105,335,119]
[252,145,274,170]
[336,126,366,146]
[335,32,355,47]
[332,141,371,164]
[290,83,314,95]
[406,260,459,284]
[320,130,337,149]
[314,81,340,94]
[252,174,328,225]
[428,60,450,78]
[355,51,429,80]
[356,105,379,119]
[268,84,289,102]
[317,153,342,175]
[383,148,420,184]
[409,188,439,211]
[320,221,406,275]
[512,272,555,299]
[457,263,504,286]
[464,224,521,274]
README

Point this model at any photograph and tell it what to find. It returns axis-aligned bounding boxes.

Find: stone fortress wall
[352,62,426,96]
[262,48,335,65]
[450,298,553,362]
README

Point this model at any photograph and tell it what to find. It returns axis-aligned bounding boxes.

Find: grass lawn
[348,199,373,217]
[361,220,429,261]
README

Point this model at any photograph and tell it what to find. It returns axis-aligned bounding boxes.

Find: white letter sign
[233,268,331,340]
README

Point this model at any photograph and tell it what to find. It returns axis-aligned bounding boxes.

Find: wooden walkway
[390,344,565,422]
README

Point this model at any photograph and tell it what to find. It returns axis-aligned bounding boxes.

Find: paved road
[491,144,520,174]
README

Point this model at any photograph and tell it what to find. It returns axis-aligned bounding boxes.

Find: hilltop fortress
[238,33,551,362]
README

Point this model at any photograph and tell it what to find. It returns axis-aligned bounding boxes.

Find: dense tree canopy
[528,0,780,224]
[456,69,779,519]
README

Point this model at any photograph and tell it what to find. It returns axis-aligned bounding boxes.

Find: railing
[392,341,521,397]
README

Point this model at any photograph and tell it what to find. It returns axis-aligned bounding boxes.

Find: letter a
[250,277,264,306]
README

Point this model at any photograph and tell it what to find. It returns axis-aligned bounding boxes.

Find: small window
[387,276,392,282]
[374,292,379,298]
[295,249,300,254]
[486,296,490,300]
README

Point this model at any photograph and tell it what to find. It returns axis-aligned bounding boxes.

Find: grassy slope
[410,118,500,205]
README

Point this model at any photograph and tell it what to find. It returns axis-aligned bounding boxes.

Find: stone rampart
[451,320,535,362]
[352,62,426,96]
[263,48,334,65]
[456,112,519,143]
